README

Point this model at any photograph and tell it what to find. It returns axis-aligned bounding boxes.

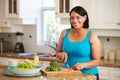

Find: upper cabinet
[90,0,120,30]
[55,0,81,18]
[5,0,40,19]
[3,0,41,25]
[56,0,120,30]
[5,0,19,18]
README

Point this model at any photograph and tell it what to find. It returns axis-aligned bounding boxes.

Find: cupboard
[0,0,39,32]
[55,0,120,30]
[90,0,120,30]
[5,0,40,18]
[5,0,19,18]
[55,0,81,18]
[98,66,120,80]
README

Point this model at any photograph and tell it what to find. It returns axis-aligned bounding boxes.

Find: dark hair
[69,6,89,28]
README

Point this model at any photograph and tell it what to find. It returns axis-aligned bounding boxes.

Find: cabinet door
[5,0,19,18]
[98,66,111,80]
[55,0,81,18]
[90,0,120,29]
[111,68,120,80]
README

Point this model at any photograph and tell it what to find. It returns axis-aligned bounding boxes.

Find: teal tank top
[62,28,98,74]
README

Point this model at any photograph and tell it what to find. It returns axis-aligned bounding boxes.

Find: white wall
[21,25,56,54]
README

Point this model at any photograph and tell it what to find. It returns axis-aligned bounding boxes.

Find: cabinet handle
[117,22,120,25]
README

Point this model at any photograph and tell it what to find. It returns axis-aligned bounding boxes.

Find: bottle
[34,53,39,66]
[25,59,35,66]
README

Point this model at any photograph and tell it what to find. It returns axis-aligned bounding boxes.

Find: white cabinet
[89,0,120,30]
[111,68,120,80]
[5,0,19,18]
[0,20,23,33]
[98,66,120,80]
[5,0,40,18]
[98,66,111,80]
[55,0,81,18]
[0,20,12,27]
[0,26,23,33]
[56,0,120,30]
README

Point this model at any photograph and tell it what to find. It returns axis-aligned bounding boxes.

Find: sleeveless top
[62,28,98,74]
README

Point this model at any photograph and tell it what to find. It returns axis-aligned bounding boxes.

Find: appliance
[14,32,24,53]
[0,38,11,53]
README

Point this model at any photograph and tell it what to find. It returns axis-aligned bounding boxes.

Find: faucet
[45,43,58,57]
[46,44,57,52]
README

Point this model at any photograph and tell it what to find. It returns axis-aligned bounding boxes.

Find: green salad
[46,61,61,71]
[13,62,34,70]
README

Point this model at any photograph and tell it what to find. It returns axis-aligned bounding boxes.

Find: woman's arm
[57,29,66,52]
[56,29,68,62]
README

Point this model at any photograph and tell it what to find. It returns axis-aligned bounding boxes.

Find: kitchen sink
[18,52,56,58]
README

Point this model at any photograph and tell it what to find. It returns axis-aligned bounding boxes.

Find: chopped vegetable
[46,61,61,71]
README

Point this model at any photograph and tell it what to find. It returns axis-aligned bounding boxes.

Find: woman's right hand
[56,52,68,62]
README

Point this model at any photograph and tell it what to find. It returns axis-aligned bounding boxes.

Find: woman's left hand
[73,63,85,70]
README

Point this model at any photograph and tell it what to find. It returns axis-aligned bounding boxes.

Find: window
[38,0,70,45]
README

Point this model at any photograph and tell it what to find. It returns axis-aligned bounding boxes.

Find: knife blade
[66,62,70,68]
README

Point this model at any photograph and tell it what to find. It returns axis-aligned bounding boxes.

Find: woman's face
[70,11,86,29]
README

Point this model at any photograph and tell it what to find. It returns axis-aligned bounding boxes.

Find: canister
[108,51,115,60]
[115,50,120,60]
[104,48,109,59]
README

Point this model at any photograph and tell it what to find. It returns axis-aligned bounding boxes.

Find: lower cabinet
[111,68,120,80]
[98,66,120,80]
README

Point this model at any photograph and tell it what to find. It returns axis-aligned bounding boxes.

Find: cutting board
[40,69,82,77]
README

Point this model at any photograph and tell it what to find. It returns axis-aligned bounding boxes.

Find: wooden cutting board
[40,68,82,77]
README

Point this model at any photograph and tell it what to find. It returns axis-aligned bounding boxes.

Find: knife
[64,56,70,68]
[66,62,70,68]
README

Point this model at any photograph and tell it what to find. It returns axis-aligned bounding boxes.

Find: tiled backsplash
[99,36,120,56]
[0,33,17,51]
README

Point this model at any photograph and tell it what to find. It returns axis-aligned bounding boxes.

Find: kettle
[14,32,24,53]
[14,42,24,53]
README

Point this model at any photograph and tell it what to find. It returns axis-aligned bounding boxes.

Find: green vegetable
[17,62,34,69]
[46,61,61,71]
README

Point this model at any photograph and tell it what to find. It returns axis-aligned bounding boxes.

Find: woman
[56,6,101,80]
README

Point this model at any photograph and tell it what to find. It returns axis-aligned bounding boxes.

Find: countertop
[0,52,61,62]
[0,52,120,68]
[0,65,96,80]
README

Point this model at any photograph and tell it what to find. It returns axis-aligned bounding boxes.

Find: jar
[104,48,109,59]
[108,51,115,60]
[115,50,120,60]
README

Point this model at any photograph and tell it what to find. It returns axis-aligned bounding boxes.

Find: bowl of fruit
[9,59,41,75]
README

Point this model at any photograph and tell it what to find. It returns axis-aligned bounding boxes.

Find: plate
[3,69,41,77]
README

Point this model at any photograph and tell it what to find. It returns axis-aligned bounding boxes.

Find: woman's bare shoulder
[61,28,69,37]
[90,31,100,43]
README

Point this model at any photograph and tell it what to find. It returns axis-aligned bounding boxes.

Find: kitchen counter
[100,58,120,68]
[0,52,61,62]
[0,52,120,68]
[0,65,96,80]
